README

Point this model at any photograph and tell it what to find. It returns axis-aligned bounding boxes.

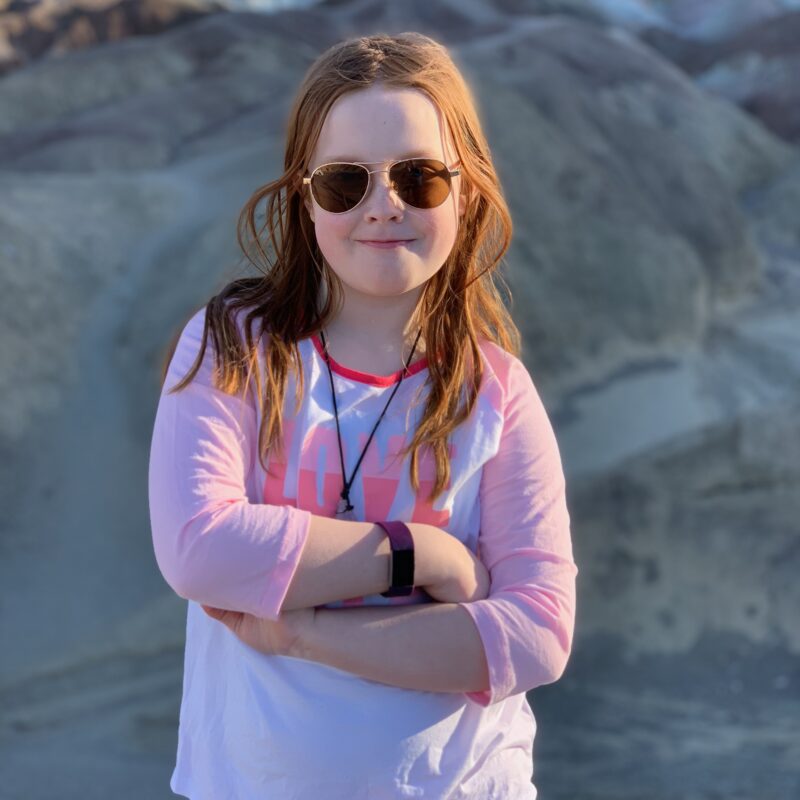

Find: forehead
[310,85,455,166]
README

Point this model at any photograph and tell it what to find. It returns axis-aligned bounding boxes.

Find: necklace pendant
[336,497,357,520]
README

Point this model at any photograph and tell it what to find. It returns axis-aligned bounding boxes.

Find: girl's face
[304,85,466,307]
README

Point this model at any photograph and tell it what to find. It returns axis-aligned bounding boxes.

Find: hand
[419,535,491,604]
[201,604,315,658]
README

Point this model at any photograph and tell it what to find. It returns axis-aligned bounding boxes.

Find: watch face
[391,547,414,589]
[377,521,415,597]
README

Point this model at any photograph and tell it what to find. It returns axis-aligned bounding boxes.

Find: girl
[149,31,578,800]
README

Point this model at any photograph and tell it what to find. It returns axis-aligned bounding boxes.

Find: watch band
[377,521,415,597]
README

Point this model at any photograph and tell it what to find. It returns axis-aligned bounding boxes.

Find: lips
[357,238,416,249]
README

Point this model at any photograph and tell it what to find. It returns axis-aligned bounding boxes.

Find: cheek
[404,203,458,241]
[313,217,353,256]
[423,207,460,254]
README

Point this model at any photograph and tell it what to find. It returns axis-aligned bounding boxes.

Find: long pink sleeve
[460,354,578,707]
[148,307,312,620]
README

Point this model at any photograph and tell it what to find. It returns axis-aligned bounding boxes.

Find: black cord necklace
[319,327,423,521]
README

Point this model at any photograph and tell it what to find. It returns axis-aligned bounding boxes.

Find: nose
[362,168,404,220]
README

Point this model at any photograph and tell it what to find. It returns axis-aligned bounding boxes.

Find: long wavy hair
[162,31,520,503]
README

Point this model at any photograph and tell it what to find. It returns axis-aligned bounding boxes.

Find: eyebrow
[317,150,442,163]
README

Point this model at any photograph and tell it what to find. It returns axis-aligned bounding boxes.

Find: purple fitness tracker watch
[377,521,415,597]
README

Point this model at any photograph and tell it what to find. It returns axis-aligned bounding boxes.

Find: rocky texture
[5,0,800,140]
[1,9,794,440]
[498,2,800,144]
[1,2,798,798]
[0,0,226,76]
[643,11,800,143]
[494,0,800,40]
[573,399,800,655]
[459,17,793,391]
[647,0,800,42]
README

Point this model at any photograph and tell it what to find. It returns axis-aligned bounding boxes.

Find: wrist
[378,521,415,597]
[412,523,454,587]
[287,607,320,661]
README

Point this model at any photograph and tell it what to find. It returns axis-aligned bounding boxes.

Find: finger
[202,605,226,621]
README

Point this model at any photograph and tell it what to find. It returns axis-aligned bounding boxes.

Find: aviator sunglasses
[303,158,461,214]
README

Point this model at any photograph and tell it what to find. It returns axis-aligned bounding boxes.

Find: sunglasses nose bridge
[362,166,401,204]
[365,166,393,185]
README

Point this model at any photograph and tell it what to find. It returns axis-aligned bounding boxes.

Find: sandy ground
[2,628,798,798]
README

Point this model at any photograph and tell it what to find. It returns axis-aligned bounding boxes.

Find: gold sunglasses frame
[302,158,461,214]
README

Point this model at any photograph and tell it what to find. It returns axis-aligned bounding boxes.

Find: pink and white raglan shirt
[148,305,578,800]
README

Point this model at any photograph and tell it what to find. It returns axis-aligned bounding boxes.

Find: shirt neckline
[310,333,429,387]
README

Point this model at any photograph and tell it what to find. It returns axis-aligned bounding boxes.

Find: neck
[324,284,427,356]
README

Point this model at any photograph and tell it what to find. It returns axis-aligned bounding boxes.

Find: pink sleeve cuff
[459,599,509,707]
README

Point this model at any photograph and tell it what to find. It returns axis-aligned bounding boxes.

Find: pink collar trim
[310,334,429,387]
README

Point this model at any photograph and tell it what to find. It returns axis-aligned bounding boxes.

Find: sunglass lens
[312,163,369,213]
[391,159,451,208]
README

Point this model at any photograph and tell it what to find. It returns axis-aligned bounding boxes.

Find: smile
[357,240,415,249]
